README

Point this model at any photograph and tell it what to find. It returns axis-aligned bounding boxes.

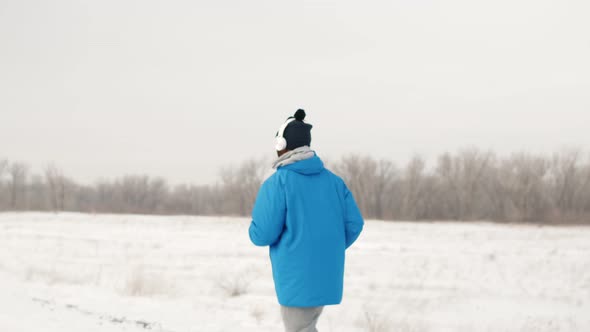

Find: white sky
[1,0,589,184]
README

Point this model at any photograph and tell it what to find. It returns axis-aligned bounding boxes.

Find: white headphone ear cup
[276,137,287,151]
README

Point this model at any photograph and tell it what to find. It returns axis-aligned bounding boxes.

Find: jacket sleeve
[248,174,287,247]
[343,183,364,249]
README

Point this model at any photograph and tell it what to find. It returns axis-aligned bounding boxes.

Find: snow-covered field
[0,213,588,332]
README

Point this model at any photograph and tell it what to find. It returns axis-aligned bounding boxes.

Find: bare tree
[0,159,7,210]
[436,149,493,220]
[45,164,68,212]
[372,160,398,220]
[167,184,215,215]
[334,155,398,220]
[334,155,376,218]
[220,158,267,215]
[546,150,580,221]
[400,156,428,220]
[0,159,7,177]
[574,154,590,219]
[26,175,50,211]
[501,153,549,222]
[8,162,29,210]
[112,175,169,214]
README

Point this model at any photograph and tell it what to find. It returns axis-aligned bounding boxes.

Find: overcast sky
[1,0,589,184]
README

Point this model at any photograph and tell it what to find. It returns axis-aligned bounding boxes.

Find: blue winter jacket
[248,154,364,307]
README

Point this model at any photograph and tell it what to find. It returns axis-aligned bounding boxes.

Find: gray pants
[280,306,324,332]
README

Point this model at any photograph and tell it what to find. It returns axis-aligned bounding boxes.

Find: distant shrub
[121,266,172,297]
[217,274,251,297]
[361,309,391,332]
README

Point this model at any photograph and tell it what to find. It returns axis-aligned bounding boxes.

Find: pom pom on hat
[294,109,306,121]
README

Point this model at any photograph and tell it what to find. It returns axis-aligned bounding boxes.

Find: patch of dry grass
[120,266,174,297]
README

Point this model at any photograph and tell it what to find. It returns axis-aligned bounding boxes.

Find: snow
[0,212,588,332]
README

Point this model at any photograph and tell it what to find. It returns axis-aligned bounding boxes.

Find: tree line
[1,148,589,224]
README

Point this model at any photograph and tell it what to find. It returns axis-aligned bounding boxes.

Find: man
[248,109,364,332]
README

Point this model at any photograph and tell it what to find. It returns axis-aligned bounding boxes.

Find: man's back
[249,153,364,306]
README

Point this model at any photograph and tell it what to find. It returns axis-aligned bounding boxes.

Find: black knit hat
[281,109,313,150]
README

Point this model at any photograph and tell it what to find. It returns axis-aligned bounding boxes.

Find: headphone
[275,117,296,151]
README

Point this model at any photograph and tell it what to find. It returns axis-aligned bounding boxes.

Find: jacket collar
[272,146,315,169]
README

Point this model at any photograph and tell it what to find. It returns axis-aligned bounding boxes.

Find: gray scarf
[272,146,315,169]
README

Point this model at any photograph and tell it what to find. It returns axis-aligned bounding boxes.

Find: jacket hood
[280,154,325,175]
